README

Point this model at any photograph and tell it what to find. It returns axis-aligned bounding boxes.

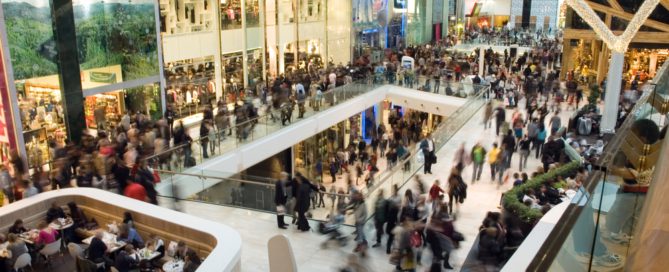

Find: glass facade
[0,0,453,162]
[73,0,160,86]
[1,0,162,163]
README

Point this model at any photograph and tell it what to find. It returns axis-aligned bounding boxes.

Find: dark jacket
[114,250,138,272]
[87,237,108,262]
[295,180,318,213]
[274,179,289,205]
[478,231,502,264]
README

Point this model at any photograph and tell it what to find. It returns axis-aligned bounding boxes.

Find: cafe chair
[68,242,85,259]
[40,238,62,267]
[14,253,32,271]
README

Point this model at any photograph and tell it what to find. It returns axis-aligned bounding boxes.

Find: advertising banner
[0,37,19,158]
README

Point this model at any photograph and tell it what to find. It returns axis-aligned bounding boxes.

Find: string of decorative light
[564,0,660,52]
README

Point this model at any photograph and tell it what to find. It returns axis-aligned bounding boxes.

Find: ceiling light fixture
[564,0,660,52]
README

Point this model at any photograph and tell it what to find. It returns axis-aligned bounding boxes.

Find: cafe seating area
[0,188,242,272]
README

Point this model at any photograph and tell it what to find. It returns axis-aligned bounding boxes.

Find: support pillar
[601,51,624,134]
[50,0,85,144]
[241,0,249,88]
[479,47,485,76]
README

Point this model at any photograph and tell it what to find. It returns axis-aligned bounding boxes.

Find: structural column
[601,51,624,134]
[50,0,85,144]
[479,47,485,76]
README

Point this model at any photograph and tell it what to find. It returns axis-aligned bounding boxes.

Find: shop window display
[221,0,243,30]
[298,0,324,23]
[165,57,216,119]
[222,52,245,102]
[84,93,123,130]
[159,0,216,34]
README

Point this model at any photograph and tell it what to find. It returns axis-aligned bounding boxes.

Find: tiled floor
[159,95,580,271]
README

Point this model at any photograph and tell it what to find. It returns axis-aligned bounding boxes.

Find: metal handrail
[156,169,352,198]
[364,85,490,196]
[143,80,371,161]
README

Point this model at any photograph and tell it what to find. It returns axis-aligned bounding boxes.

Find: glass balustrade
[526,81,669,271]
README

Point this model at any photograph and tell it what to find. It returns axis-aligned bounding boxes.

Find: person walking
[494,105,506,136]
[199,121,210,159]
[295,173,318,231]
[386,185,400,254]
[453,142,470,172]
[373,190,387,248]
[420,133,436,175]
[349,192,368,253]
[483,101,493,129]
[447,167,466,215]
[488,143,501,181]
[518,135,531,171]
[470,142,487,183]
[428,179,444,209]
[274,172,291,229]
[535,124,547,159]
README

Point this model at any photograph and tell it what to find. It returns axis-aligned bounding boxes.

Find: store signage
[89,71,117,83]
[362,28,379,34]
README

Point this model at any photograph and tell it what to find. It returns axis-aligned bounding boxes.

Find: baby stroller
[318,212,348,248]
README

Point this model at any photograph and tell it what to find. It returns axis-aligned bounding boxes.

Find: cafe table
[134,248,161,261]
[18,229,39,244]
[82,231,127,253]
[163,259,185,272]
[49,217,74,230]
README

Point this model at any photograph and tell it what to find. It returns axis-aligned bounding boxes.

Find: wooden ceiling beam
[606,0,624,11]
[661,0,669,12]
[587,1,669,33]
[564,28,669,43]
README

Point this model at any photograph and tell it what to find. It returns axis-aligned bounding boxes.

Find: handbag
[431,153,437,164]
[410,231,422,248]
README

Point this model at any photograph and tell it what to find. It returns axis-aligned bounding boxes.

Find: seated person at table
[35,221,59,248]
[174,241,189,260]
[183,249,202,272]
[146,234,165,259]
[8,219,27,234]
[114,244,139,272]
[119,223,143,248]
[123,212,134,228]
[87,230,112,266]
[46,202,66,223]
[67,202,95,240]
[7,233,29,267]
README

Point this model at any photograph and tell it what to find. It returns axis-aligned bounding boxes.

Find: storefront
[624,49,668,81]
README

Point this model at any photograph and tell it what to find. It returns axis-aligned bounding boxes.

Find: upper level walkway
[152,82,481,197]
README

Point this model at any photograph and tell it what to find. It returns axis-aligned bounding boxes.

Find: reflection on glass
[297,0,324,22]
[159,0,216,34]
[73,0,159,85]
[221,0,242,30]
[125,82,164,120]
[245,0,260,27]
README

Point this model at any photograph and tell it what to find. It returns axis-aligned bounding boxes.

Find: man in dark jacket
[274,172,291,229]
[294,173,319,231]
[494,106,506,136]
